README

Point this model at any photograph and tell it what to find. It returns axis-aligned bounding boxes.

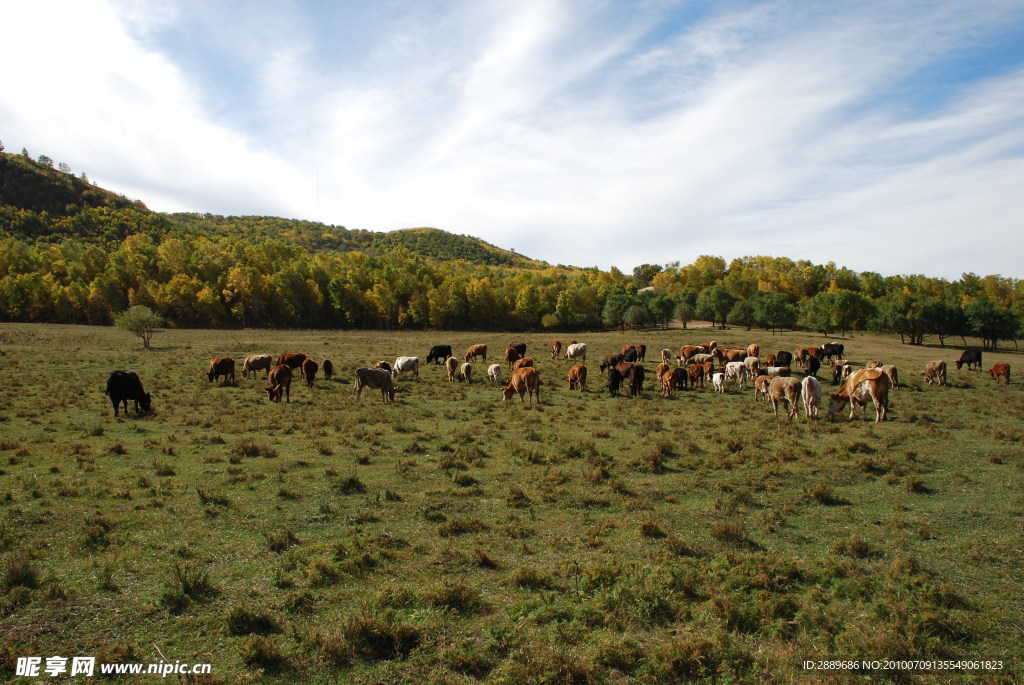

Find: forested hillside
[1,147,1022,343]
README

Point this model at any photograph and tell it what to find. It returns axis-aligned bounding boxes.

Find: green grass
[0,323,1021,683]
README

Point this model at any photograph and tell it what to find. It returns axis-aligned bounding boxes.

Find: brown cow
[655,362,670,380]
[568,363,587,391]
[687,364,705,389]
[806,347,822,361]
[866,360,883,369]
[637,345,647,362]
[354,367,395,402]
[793,347,808,368]
[276,353,307,377]
[747,343,760,358]
[714,347,745,363]
[702,360,714,380]
[661,368,683,397]
[753,374,772,401]
[990,363,1011,384]
[922,360,947,386]
[445,356,459,382]
[550,341,562,359]
[302,359,319,387]
[768,376,801,420]
[504,366,540,403]
[322,359,334,380]
[207,357,235,384]
[765,353,777,367]
[880,364,899,389]
[505,346,521,369]
[829,368,890,422]
[265,364,292,403]
[677,346,703,366]
[513,357,535,370]
[241,354,272,379]
[465,344,487,363]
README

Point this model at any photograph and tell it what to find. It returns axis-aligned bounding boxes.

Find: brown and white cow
[241,354,273,379]
[504,366,540,403]
[465,344,488,363]
[922,361,947,386]
[829,368,890,422]
[753,374,772,402]
[265,364,292,403]
[564,343,588,364]
[990,363,1011,384]
[353,367,395,402]
[568,363,587,392]
[207,357,235,384]
[550,341,562,360]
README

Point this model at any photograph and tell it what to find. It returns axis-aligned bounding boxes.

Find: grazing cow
[458,362,473,383]
[353,367,395,402]
[866,360,883,369]
[829,368,889,422]
[621,344,639,363]
[955,349,983,371]
[322,359,333,380]
[765,353,777,367]
[775,350,793,367]
[302,359,319,387]
[637,345,647,362]
[564,343,588,364]
[241,354,273,379]
[373,361,392,372]
[568,363,587,392]
[607,366,624,397]
[445,356,459,382]
[600,353,625,372]
[513,357,535,370]
[392,356,420,381]
[487,364,503,384]
[690,353,714,367]
[990,363,1011,384]
[276,353,307,377]
[465,344,488,363]
[769,376,801,420]
[105,370,152,416]
[747,343,760,358]
[712,372,726,393]
[503,366,541,403]
[725,361,748,389]
[753,374,772,402]
[207,357,235,384]
[677,346,704,366]
[687,364,705,389]
[551,341,562,359]
[820,342,844,363]
[806,357,821,378]
[661,348,673,366]
[922,361,947,386]
[765,366,791,377]
[510,342,527,357]
[265,364,292,403]
[615,362,646,397]
[881,364,899,389]
[505,347,522,369]
[426,345,453,365]
[801,376,822,419]
[793,347,808,368]
[743,356,761,381]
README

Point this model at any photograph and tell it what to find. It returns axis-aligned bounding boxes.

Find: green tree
[752,293,796,334]
[673,300,695,329]
[632,264,662,289]
[965,298,1018,350]
[114,305,163,348]
[727,299,755,330]
[695,285,736,329]
[623,304,650,329]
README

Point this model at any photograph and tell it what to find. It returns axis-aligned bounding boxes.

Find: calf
[105,370,152,416]
[990,363,1011,384]
[503,366,540,403]
[265,364,292,403]
[661,348,673,366]
[241,354,272,379]
[765,353,777,367]
[801,376,822,419]
[207,357,235,384]
[487,364,503,384]
[353,367,394,402]
[302,358,319,387]
[743,356,760,380]
[922,361,947,386]
[712,372,726,393]
[445,356,459,382]
[793,347,808,368]
[769,376,801,419]
[458,362,473,383]
[753,374,771,402]
[568,363,587,392]
[661,368,684,396]
[621,345,639,363]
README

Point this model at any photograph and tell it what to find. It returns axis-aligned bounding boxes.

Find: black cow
[820,343,844,362]
[775,350,794,367]
[622,347,639,363]
[607,367,624,397]
[322,359,334,380]
[600,353,625,373]
[955,349,982,371]
[105,370,152,417]
[806,356,820,378]
[616,362,646,397]
[425,345,452,365]
[509,342,527,357]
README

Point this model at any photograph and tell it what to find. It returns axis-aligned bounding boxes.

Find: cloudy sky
[3,0,1023,279]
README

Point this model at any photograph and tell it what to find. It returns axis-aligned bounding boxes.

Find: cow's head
[502,385,516,401]
[955,360,963,370]
[266,385,280,402]
[138,393,153,413]
[826,394,847,415]
[207,371,215,382]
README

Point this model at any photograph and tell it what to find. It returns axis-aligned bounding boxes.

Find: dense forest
[1,146,1022,346]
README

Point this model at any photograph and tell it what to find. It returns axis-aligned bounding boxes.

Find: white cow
[743,356,760,380]
[712,372,726,393]
[564,343,587,364]
[391,356,420,381]
[801,376,822,419]
[725,361,747,389]
[487,364,503,384]
[661,348,673,366]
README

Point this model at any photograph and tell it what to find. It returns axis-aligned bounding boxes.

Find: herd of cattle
[105,340,1012,423]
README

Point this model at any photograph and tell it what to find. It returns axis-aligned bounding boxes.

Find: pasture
[0,323,1021,683]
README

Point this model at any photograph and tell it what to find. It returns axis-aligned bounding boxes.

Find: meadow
[0,323,1021,684]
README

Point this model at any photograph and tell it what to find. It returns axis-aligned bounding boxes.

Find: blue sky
[3,0,1023,279]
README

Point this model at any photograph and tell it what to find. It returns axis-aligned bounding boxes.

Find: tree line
[1,149,1022,347]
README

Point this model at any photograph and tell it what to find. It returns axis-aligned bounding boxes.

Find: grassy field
[0,323,1021,684]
